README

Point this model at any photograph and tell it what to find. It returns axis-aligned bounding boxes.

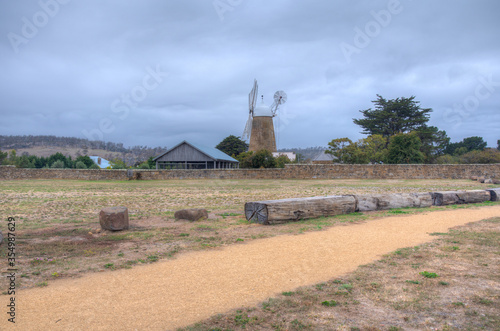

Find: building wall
[248,116,277,152]
[155,143,213,162]
[1,164,499,181]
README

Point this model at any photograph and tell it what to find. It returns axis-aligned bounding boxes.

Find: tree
[235,151,254,168]
[51,160,65,168]
[0,151,8,165]
[75,161,88,169]
[461,136,487,152]
[444,136,487,155]
[34,156,47,168]
[235,150,276,168]
[7,150,18,165]
[326,135,387,164]
[17,155,35,168]
[386,132,424,164]
[251,150,276,168]
[497,139,500,151]
[216,135,248,157]
[325,138,352,163]
[275,155,292,168]
[147,156,155,169]
[110,158,127,169]
[353,95,432,137]
[75,155,95,169]
[47,152,73,168]
[357,134,387,164]
[415,125,450,163]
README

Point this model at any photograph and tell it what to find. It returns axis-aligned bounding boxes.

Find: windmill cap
[253,100,273,117]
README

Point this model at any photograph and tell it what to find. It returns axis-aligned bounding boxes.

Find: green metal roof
[153,141,239,163]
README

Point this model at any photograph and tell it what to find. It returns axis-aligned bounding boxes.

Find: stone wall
[1,164,499,181]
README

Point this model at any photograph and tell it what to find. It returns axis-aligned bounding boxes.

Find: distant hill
[0,135,327,165]
[0,135,166,166]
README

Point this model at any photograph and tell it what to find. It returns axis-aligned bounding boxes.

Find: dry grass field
[0,178,498,330]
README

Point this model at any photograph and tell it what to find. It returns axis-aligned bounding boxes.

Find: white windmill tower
[242,79,287,152]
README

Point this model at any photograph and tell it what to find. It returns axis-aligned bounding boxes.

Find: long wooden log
[355,193,433,211]
[245,195,356,225]
[486,188,500,201]
[431,190,491,206]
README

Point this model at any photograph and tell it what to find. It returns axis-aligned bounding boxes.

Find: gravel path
[4,206,500,330]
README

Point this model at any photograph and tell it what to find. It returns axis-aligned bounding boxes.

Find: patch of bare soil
[2,206,499,330]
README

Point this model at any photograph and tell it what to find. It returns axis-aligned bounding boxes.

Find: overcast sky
[1,0,499,149]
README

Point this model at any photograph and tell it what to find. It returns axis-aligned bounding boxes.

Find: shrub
[459,149,500,164]
[75,161,87,169]
[435,154,459,164]
[275,155,292,168]
[50,160,65,168]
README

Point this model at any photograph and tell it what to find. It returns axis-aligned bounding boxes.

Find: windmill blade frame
[242,113,253,141]
[271,90,287,116]
[248,79,258,115]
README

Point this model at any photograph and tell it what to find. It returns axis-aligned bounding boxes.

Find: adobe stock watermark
[443,74,500,128]
[7,0,71,54]
[213,0,244,22]
[340,0,410,64]
[82,65,168,142]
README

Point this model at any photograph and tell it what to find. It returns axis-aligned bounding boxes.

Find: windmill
[242,79,287,152]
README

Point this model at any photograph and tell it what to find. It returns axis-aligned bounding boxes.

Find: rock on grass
[174,209,209,222]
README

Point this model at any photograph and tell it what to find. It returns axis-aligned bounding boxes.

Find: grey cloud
[1,0,499,149]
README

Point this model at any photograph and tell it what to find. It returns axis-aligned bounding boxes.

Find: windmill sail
[242,113,252,140]
[243,79,258,140]
[249,79,258,115]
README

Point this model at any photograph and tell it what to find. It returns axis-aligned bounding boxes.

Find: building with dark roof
[312,151,336,164]
[153,141,239,170]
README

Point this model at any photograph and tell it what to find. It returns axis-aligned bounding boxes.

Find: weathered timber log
[431,190,491,206]
[486,188,500,201]
[245,195,356,225]
[355,193,433,212]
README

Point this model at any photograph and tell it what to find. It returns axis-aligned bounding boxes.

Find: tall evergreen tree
[216,135,248,157]
[353,95,432,137]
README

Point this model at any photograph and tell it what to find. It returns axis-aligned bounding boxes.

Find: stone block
[99,206,129,231]
[174,209,209,222]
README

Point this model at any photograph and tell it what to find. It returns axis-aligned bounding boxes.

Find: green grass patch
[321,300,338,307]
[420,271,438,278]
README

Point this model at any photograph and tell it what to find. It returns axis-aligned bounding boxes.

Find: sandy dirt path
[3,206,500,330]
